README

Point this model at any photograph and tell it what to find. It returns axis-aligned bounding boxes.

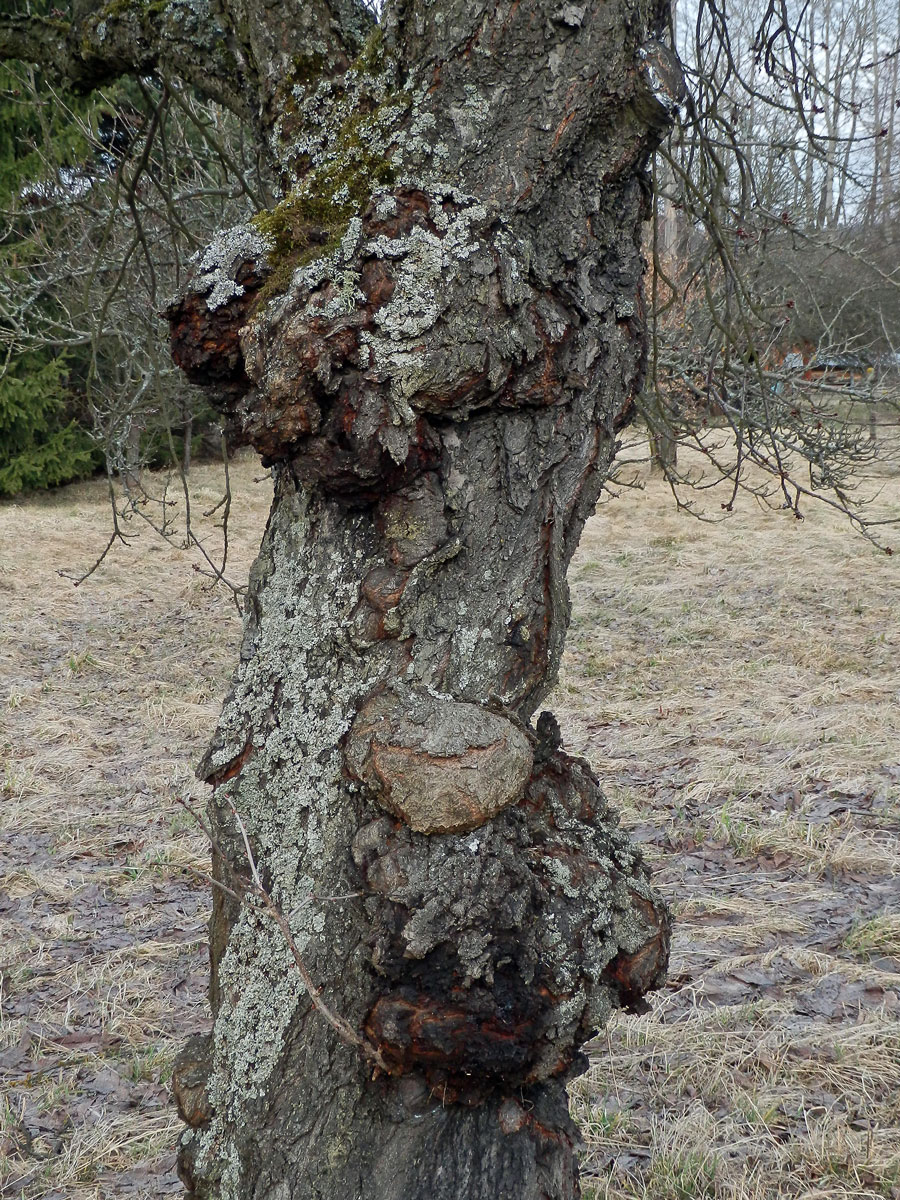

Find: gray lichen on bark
[190,226,274,311]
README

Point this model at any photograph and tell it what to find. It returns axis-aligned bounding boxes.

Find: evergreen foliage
[0,61,103,495]
[0,353,100,497]
[1,49,255,495]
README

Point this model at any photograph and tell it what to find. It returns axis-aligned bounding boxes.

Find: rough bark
[3,1,682,1196]
[0,0,370,134]
[168,4,681,1190]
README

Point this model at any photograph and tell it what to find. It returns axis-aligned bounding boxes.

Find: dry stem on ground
[1,437,898,1199]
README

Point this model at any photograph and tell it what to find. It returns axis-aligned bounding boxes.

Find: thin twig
[174,796,390,1073]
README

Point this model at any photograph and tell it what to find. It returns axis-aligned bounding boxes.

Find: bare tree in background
[640,0,900,534]
[0,70,266,485]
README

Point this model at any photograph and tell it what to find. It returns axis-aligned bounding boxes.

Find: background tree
[640,0,900,526]
[0,50,268,499]
[0,59,103,494]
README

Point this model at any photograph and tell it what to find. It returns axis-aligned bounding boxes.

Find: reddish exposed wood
[360,565,409,612]
[287,407,442,501]
[359,258,396,309]
[602,890,671,1012]
[166,260,267,409]
[204,739,254,787]
[365,989,545,1095]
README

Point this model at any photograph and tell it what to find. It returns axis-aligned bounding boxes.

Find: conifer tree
[0,60,101,495]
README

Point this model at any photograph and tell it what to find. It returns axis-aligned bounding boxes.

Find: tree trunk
[648,404,679,475]
[164,5,681,1197]
[0,1,680,1195]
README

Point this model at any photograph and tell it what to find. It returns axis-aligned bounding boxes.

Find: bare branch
[0,0,373,139]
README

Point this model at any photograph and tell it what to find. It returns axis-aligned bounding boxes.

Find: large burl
[167,187,580,500]
[351,723,669,1101]
[345,688,534,834]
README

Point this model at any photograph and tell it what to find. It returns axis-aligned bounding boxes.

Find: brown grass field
[1,431,899,1199]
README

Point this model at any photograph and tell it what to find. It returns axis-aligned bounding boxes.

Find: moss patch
[350,25,386,78]
[252,193,348,263]
[290,51,329,89]
[249,191,353,310]
[251,89,401,306]
[101,0,167,19]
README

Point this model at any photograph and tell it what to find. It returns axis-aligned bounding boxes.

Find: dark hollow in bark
[159,1,685,1197]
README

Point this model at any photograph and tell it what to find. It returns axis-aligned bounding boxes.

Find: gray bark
[2,1,681,1196]
[649,416,679,474]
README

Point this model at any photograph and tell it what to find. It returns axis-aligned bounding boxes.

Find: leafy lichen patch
[187,223,272,311]
[191,488,375,1191]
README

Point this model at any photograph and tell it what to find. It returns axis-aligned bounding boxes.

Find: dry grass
[559,438,900,1200]
[0,455,272,1198]
[1,439,899,1198]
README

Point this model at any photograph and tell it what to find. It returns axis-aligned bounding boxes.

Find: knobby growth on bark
[2,0,683,1195]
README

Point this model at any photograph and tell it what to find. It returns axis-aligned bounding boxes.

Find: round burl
[346,688,534,834]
